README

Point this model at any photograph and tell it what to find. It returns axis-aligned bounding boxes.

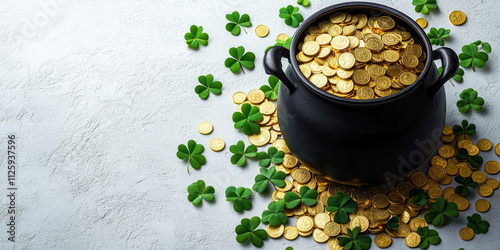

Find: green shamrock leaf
[417,226,441,249]
[284,186,318,208]
[297,0,310,7]
[257,146,284,167]
[454,175,478,198]
[438,67,464,82]
[225,186,253,212]
[455,148,483,169]
[187,180,215,206]
[326,191,357,224]
[427,28,450,46]
[259,76,281,101]
[286,247,293,250]
[457,88,484,112]
[224,46,256,74]
[177,140,206,173]
[387,216,400,229]
[225,11,252,36]
[279,5,304,28]
[459,43,490,72]
[423,197,459,227]
[235,216,268,248]
[265,37,293,53]
[194,74,222,99]
[467,213,490,234]
[452,119,476,136]
[410,188,429,206]
[232,103,263,135]
[261,199,288,227]
[412,0,438,15]
[230,140,258,166]
[338,227,372,250]
[184,25,209,49]
[253,166,286,193]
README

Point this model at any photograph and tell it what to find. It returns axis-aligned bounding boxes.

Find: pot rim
[289,1,433,105]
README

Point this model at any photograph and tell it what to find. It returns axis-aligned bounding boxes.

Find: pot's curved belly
[278,65,445,186]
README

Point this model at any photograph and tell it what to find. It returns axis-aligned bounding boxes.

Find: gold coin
[337,79,354,94]
[330,12,346,23]
[337,68,354,79]
[428,187,443,199]
[450,11,467,26]
[477,138,493,151]
[338,52,356,70]
[247,89,266,104]
[410,172,428,188]
[464,144,479,156]
[260,101,276,115]
[372,193,390,209]
[459,165,472,178]
[485,160,500,175]
[375,233,392,248]
[399,71,417,86]
[472,171,487,184]
[409,217,427,232]
[416,18,428,28]
[438,144,455,158]
[296,215,314,232]
[298,228,313,237]
[324,221,341,237]
[299,64,312,78]
[312,228,329,243]
[373,208,390,221]
[382,49,400,63]
[314,212,331,229]
[292,168,312,184]
[303,41,320,56]
[486,178,499,189]
[496,143,500,156]
[402,54,419,68]
[272,139,290,154]
[283,154,298,168]
[297,51,313,63]
[331,35,350,50]
[310,74,328,89]
[478,184,493,197]
[255,25,269,38]
[209,138,225,152]
[428,166,446,181]
[328,237,342,250]
[375,75,392,90]
[406,44,423,57]
[459,227,474,241]
[283,226,299,240]
[198,121,213,135]
[318,46,332,58]
[322,64,337,77]
[316,34,333,45]
[365,37,384,51]
[348,36,360,49]
[350,215,370,232]
[307,201,325,216]
[308,26,323,36]
[376,16,395,30]
[352,69,370,85]
[267,224,284,239]
[328,24,343,37]
[387,64,404,78]
[276,179,293,192]
[405,232,421,248]
[367,64,386,79]
[354,47,372,63]
[232,91,247,104]
[475,199,490,213]
[277,33,289,41]
[248,128,271,147]
[356,86,375,100]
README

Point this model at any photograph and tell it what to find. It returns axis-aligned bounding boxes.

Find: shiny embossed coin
[255,25,269,37]
[312,228,329,243]
[477,138,493,151]
[247,89,266,104]
[232,92,247,104]
[405,232,421,248]
[485,160,500,175]
[459,227,474,241]
[296,215,314,232]
[283,226,299,240]
[198,121,213,135]
[475,199,490,213]
[248,128,271,147]
[416,18,428,28]
[209,138,225,152]
[267,224,284,239]
[450,11,467,26]
[375,233,392,248]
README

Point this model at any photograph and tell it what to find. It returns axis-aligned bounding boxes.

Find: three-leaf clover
[459,42,491,71]
[297,0,310,7]
[456,148,483,169]
[279,5,304,28]
[427,28,450,46]
[412,0,438,14]
[457,88,484,112]
[417,226,441,249]
[466,213,490,234]
[439,67,464,82]
[338,227,372,250]
[423,197,459,227]
[326,191,357,224]
[232,103,263,135]
[454,176,479,198]
[230,141,258,166]
[177,140,206,173]
[257,146,284,167]
[226,186,253,212]
[265,37,293,53]
[261,199,288,226]
[259,76,281,101]
[184,25,209,49]
[225,11,252,36]
[452,119,476,136]
[194,74,222,99]
[253,166,286,193]
[187,180,215,206]
[284,186,318,208]
[387,216,400,230]
[410,188,429,206]
[235,216,268,248]
[224,46,256,74]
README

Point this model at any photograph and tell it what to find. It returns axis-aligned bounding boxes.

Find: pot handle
[263,46,298,93]
[428,47,459,96]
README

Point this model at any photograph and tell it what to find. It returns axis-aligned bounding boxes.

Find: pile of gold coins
[230,89,500,249]
[295,13,426,99]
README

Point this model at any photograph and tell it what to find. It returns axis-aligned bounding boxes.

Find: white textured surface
[0,0,499,249]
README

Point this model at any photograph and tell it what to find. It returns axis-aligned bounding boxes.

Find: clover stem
[241,25,247,34]
[187,158,190,174]
[240,62,246,74]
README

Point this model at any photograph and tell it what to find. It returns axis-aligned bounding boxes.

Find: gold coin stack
[295,13,426,100]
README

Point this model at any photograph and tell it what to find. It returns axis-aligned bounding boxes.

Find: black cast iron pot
[263,2,459,186]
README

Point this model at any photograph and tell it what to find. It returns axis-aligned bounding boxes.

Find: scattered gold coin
[450,10,467,26]
[296,215,314,232]
[255,25,269,38]
[405,232,421,248]
[478,184,493,197]
[277,33,289,41]
[324,221,340,237]
[477,138,492,151]
[416,18,427,28]
[495,143,500,156]
[248,128,271,147]
[198,121,213,135]
[209,138,225,152]
[312,228,329,243]
[475,199,490,213]
[247,89,266,104]
[283,226,299,240]
[260,101,276,115]
[267,224,284,239]
[484,160,500,175]
[459,227,474,241]
[232,91,247,104]
[375,233,392,248]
